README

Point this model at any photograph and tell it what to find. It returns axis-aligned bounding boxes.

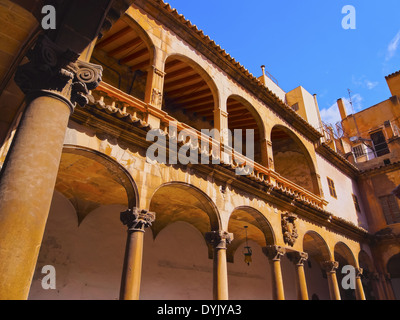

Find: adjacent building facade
[0,0,399,300]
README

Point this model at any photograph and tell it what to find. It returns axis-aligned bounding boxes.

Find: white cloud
[386,30,400,61]
[352,75,378,90]
[365,80,378,90]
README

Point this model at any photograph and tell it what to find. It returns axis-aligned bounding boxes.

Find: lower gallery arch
[302,231,331,300]
[387,253,400,299]
[334,242,357,300]
[227,206,275,300]
[29,146,139,299]
[359,250,378,300]
[141,182,221,300]
[270,125,320,195]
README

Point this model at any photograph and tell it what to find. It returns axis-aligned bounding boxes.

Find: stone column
[322,261,341,300]
[287,251,309,300]
[263,245,286,300]
[383,273,396,300]
[205,231,233,300]
[0,35,102,300]
[119,208,155,300]
[355,268,366,300]
[145,65,166,109]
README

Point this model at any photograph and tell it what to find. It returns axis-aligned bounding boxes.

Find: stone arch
[270,125,320,195]
[56,145,139,224]
[302,231,332,300]
[226,95,267,165]
[162,54,220,132]
[303,231,331,263]
[91,13,156,100]
[334,241,357,267]
[227,206,275,262]
[334,241,357,300]
[227,206,274,300]
[359,250,378,300]
[148,181,222,239]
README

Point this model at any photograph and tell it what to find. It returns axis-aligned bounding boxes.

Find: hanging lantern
[243,226,252,266]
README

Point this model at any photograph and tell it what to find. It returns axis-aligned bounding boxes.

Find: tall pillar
[263,245,286,300]
[119,208,155,300]
[322,261,341,300]
[287,251,309,300]
[384,273,396,300]
[371,273,386,300]
[0,35,102,300]
[205,231,233,300]
[355,268,366,300]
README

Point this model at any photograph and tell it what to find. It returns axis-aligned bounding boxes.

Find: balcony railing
[86,82,326,210]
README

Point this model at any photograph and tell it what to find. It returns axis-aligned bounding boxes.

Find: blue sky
[165,0,400,126]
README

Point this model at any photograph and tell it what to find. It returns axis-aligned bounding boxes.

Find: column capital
[205,231,233,249]
[322,260,339,273]
[287,251,308,266]
[355,267,363,279]
[14,35,103,113]
[120,208,156,232]
[263,245,286,261]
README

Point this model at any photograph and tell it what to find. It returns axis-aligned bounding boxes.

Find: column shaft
[119,230,145,300]
[0,96,72,299]
[214,246,229,300]
[270,259,285,300]
[263,245,286,300]
[206,231,233,301]
[119,208,155,301]
[323,261,341,300]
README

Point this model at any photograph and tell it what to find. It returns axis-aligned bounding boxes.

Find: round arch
[303,231,331,262]
[148,181,222,239]
[227,206,275,262]
[227,95,267,166]
[270,125,320,195]
[162,54,220,132]
[57,145,139,223]
[334,242,357,267]
[92,13,156,100]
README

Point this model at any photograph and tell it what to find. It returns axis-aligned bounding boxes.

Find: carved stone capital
[120,208,156,232]
[263,245,286,261]
[287,251,308,266]
[322,260,339,273]
[205,231,233,250]
[355,267,363,279]
[14,35,102,112]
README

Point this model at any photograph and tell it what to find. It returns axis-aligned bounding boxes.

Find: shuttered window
[379,195,400,225]
[327,177,337,198]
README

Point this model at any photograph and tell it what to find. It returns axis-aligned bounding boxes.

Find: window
[379,195,400,225]
[352,194,361,212]
[327,178,337,198]
[352,144,365,158]
[370,130,390,157]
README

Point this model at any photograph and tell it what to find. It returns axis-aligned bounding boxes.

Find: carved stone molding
[120,207,156,232]
[287,251,308,266]
[281,212,298,247]
[205,231,233,250]
[322,260,339,273]
[14,35,103,112]
[263,245,286,261]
